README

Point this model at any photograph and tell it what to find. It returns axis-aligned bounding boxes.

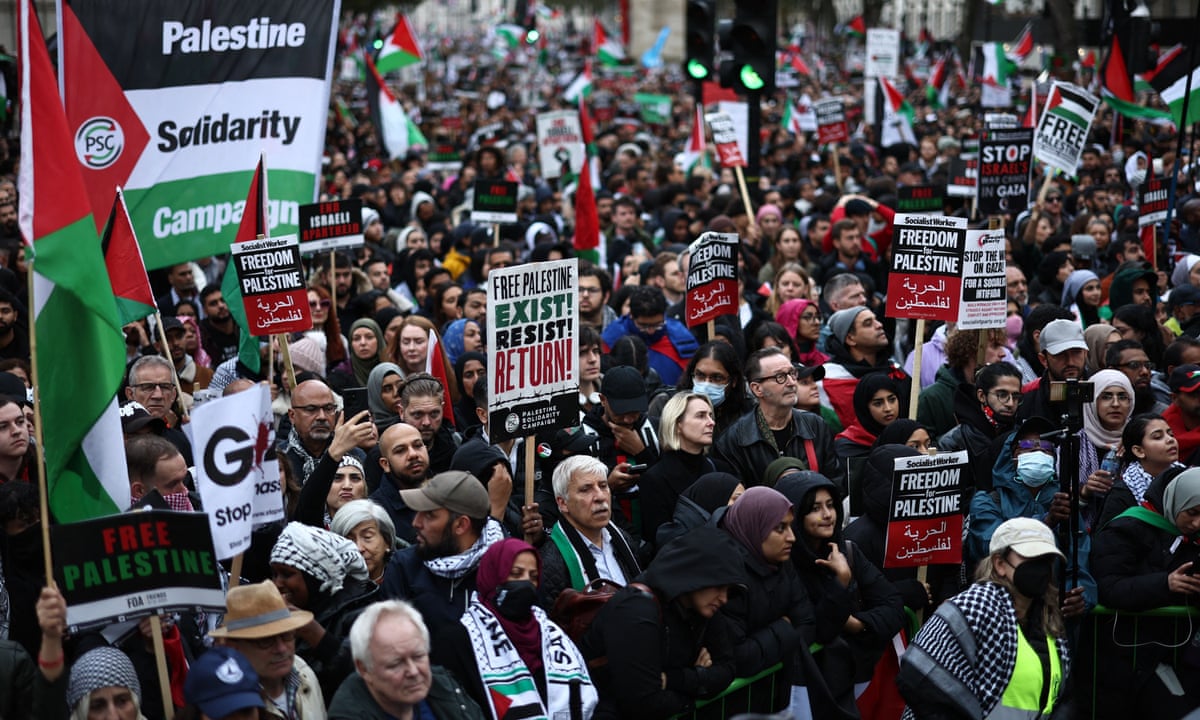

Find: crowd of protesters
[0,10,1199,720]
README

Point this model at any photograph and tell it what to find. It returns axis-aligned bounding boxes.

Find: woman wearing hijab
[453,351,487,433]
[1062,269,1102,328]
[834,372,902,460]
[719,487,819,693]
[1090,468,1200,717]
[898,518,1072,720]
[655,472,745,550]
[269,522,380,699]
[366,362,405,430]
[1170,253,1200,289]
[436,539,597,720]
[329,318,385,393]
[1078,369,1135,529]
[579,527,745,720]
[1084,323,1120,375]
[872,419,933,454]
[775,471,905,717]
[442,318,482,367]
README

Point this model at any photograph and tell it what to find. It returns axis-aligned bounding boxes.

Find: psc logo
[74,117,124,170]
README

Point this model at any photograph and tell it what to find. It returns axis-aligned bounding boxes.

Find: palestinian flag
[573,98,605,267]
[1023,87,1038,128]
[675,103,708,175]
[781,45,811,76]
[425,329,456,427]
[879,76,916,145]
[563,59,593,102]
[595,19,626,65]
[1009,22,1034,62]
[846,16,866,38]
[101,188,156,325]
[926,55,950,109]
[494,23,525,50]
[19,0,129,521]
[364,54,426,159]
[1149,46,1200,127]
[1137,44,1183,93]
[976,42,1018,88]
[375,13,423,74]
[1102,32,1173,121]
[221,156,268,374]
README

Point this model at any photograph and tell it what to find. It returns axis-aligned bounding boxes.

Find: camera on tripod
[1049,379,1094,430]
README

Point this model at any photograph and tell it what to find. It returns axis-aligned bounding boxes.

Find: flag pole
[27,257,55,584]
[153,311,189,423]
[1163,21,1200,261]
[149,616,175,719]
[736,167,755,221]
[278,334,299,390]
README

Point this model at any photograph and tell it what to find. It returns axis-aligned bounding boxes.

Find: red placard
[231,235,311,336]
[705,111,746,168]
[685,232,739,327]
[815,98,849,145]
[883,451,967,569]
[886,213,967,322]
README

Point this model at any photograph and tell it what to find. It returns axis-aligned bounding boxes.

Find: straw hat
[208,581,313,639]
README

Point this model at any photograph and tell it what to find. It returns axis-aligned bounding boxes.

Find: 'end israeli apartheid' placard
[1138,174,1169,229]
[487,259,579,443]
[883,451,967,569]
[298,198,363,254]
[886,213,968,322]
[53,510,225,633]
[685,232,739,327]
[536,110,584,180]
[231,235,311,335]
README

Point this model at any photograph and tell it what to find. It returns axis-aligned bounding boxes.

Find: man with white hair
[328,600,484,719]
[538,455,642,605]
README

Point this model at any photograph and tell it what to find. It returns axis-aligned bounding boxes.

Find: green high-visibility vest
[990,625,1062,719]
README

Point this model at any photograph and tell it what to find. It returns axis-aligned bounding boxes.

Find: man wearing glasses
[938,363,1024,496]
[284,379,366,487]
[125,354,192,459]
[578,265,617,331]
[1105,339,1167,415]
[712,347,840,486]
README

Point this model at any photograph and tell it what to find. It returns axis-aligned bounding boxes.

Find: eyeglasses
[579,287,604,295]
[692,370,729,384]
[245,631,296,650]
[1117,361,1155,371]
[293,403,338,416]
[752,369,800,385]
[635,321,665,334]
[1098,391,1132,404]
[131,382,176,394]
[309,299,332,309]
[799,313,821,323]
[987,389,1023,405]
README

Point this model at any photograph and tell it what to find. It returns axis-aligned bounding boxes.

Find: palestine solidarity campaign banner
[59,0,338,269]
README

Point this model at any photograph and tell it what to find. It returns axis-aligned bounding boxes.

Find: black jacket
[539,520,642,606]
[638,449,715,547]
[721,543,815,677]
[328,666,485,720]
[368,472,420,544]
[579,527,745,720]
[936,381,1012,495]
[301,577,380,701]
[711,408,842,489]
[381,544,479,629]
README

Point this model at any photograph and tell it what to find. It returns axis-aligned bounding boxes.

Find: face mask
[1016,451,1055,488]
[1012,556,1055,597]
[692,380,727,407]
[1128,169,1146,188]
[493,580,538,621]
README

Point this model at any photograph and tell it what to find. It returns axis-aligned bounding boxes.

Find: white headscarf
[1082,369,1134,449]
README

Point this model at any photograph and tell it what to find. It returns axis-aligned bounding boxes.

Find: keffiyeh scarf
[270,521,369,594]
[424,517,504,579]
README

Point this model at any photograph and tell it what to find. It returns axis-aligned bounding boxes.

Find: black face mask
[493,580,538,621]
[1012,556,1055,597]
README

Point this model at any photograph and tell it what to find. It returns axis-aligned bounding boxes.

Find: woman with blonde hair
[639,391,717,549]
[766,262,814,315]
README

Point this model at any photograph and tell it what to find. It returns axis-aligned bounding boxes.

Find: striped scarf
[461,598,597,720]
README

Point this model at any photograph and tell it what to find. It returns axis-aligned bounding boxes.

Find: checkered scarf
[67,647,142,710]
[285,425,320,483]
[270,522,369,595]
[424,517,505,579]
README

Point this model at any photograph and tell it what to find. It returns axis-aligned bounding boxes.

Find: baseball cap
[989,517,1065,559]
[161,316,185,335]
[184,647,264,719]
[795,363,826,382]
[119,401,167,434]
[399,471,490,519]
[600,366,648,415]
[1168,284,1200,309]
[1011,416,1056,448]
[1070,234,1096,261]
[1170,364,1200,393]
[1039,319,1087,355]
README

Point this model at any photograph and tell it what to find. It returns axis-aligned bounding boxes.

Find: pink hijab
[776,299,828,367]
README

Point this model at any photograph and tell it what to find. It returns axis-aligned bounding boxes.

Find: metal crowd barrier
[670,662,789,720]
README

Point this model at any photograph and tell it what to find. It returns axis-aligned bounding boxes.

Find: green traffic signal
[687,59,710,79]
[373,38,383,50]
[739,64,765,91]
[526,29,539,43]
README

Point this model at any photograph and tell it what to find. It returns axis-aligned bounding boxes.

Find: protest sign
[53,510,225,633]
[536,110,584,180]
[297,198,363,254]
[815,98,849,145]
[60,0,339,270]
[865,28,900,79]
[706,112,746,168]
[716,101,750,165]
[487,259,579,443]
[1138,174,1169,229]
[897,184,945,214]
[984,113,1019,128]
[946,137,979,198]
[1034,82,1099,176]
[883,451,967,569]
[886,213,968,322]
[957,229,1008,329]
[231,235,310,335]
[471,180,519,224]
[978,128,1033,215]
[190,383,284,560]
[634,93,673,125]
[426,141,463,172]
[684,232,739,328]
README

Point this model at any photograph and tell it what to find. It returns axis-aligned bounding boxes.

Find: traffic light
[717,19,736,89]
[730,0,777,94]
[685,0,716,81]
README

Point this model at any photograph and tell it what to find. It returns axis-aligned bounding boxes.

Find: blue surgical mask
[692,380,727,407]
[1016,451,1055,488]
